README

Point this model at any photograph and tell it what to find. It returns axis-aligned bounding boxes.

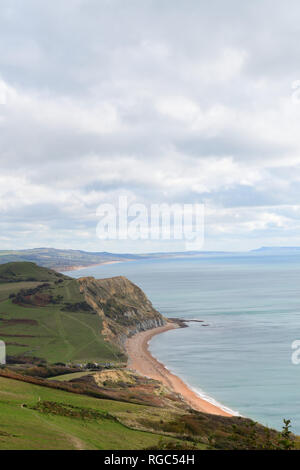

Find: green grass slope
[0,263,124,364]
[0,262,69,283]
[0,372,297,451]
[0,376,183,450]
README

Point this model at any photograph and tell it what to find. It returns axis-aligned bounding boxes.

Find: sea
[68,254,300,433]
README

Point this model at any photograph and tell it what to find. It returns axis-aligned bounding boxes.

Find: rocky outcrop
[77,276,166,350]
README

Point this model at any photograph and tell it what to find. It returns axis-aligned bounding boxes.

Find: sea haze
[68,255,300,433]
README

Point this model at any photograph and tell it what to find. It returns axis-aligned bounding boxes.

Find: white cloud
[182,48,247,83]
[1,0,300,250]
[156,96,200,122]
[0,78,120,135]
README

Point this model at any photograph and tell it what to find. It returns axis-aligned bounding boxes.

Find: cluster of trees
[9,283,50,304]
[9,284,66,306]
[62,301,95,314]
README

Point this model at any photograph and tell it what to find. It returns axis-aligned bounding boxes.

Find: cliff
[78,276,166,349]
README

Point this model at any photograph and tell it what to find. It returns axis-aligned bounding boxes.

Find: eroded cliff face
[77,276,166,349]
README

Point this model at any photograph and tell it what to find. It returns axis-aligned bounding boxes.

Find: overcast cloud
[1,0,300,252]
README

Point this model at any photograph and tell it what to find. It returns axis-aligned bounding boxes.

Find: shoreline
[58,260,125,272]
[125,322,233,417]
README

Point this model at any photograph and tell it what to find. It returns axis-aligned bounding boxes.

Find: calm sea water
[69,255,300,433]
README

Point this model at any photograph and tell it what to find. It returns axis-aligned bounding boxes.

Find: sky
[1,0,300,253]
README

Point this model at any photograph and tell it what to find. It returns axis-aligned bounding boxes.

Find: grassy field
[0,264,124,364]
[0,376,185,450]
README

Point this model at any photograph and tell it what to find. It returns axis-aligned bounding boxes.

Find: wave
[188,384,240,417]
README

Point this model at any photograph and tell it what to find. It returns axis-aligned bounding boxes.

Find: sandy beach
[60,260,123,272]
[126,322,232,417]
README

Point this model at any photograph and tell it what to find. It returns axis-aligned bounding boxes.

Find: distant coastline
[126,322,233,417]
[60,260,125,272]
[4,245,299,274]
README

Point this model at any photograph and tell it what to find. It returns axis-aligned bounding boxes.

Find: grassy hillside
[0,375,185,450]
[0,262,164,364]
[0,263,124,364]
[0,371,296,450]
[0,262,69,283]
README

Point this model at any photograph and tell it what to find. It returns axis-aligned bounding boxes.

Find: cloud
[1,0,300,251]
